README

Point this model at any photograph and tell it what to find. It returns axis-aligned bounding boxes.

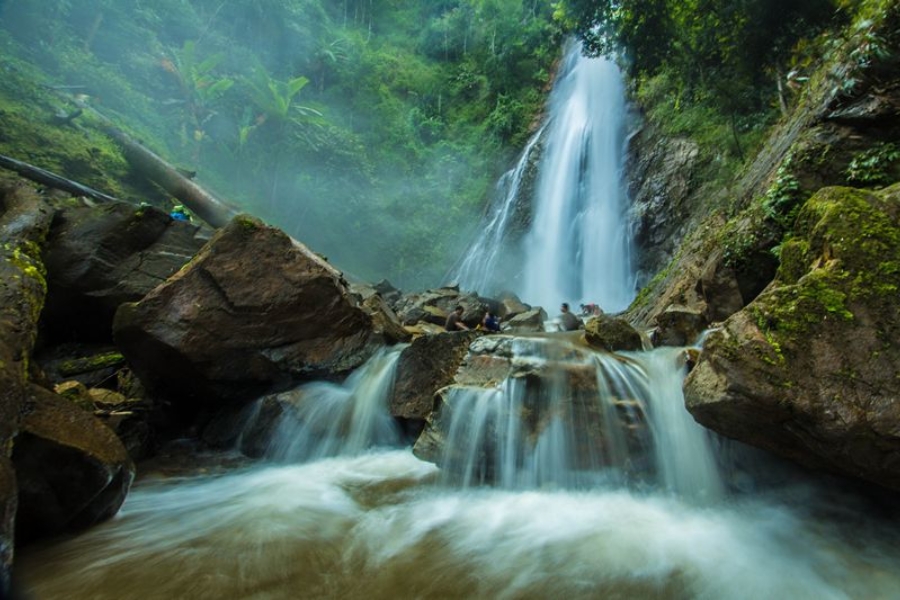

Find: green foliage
[0,0,561,290]
[845,142,900,186]
[763,163,803,227]
[244,67,313,122]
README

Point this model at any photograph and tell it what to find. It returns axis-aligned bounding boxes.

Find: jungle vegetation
[0,0,893,289]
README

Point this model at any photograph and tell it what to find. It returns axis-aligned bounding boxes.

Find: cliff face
[625,7,900,331]
[626,6,900,490]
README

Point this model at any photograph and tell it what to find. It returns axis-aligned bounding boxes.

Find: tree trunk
[99,124,239,228]
[0,153,120,204]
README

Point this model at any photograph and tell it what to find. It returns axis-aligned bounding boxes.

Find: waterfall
[454,41,636,313]
[432,338,722,501]
[237,347,403,462]
[452,129,543,295]
[16,43,900,600]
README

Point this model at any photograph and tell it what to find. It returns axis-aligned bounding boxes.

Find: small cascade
[240,347,403,462]
[453,129,544,296]
[428,336,723,499]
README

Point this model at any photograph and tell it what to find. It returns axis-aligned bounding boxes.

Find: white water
[453,130,544,296]
[16,342,900,599]
[454,42,636,313]
[13,40,900,600]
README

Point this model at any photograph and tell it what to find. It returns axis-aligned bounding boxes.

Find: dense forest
[0,0,561,289]
[0,0,894,289]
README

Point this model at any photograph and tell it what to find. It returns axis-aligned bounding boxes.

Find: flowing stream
[15,343,900,599]
[15,41,900,599]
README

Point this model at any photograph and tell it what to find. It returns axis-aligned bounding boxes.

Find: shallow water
[15,449,900,600]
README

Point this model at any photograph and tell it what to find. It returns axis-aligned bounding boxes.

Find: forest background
[0,0,876,291]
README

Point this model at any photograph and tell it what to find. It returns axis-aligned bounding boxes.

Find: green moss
[6,243,48,324]
[59,352,126,377]
[0,56,139,200]
[750,184,900,359]
[234,214,262,231]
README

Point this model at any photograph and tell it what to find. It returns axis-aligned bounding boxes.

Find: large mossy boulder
[113,215,396,406]
[684,185,900,491]
[13,384,134,545]
[0,181,52,592]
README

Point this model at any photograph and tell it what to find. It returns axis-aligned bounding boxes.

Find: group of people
[444,305,502,333]
[445,301,600,334]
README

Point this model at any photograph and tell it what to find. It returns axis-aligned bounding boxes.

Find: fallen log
[99,123,239,228]
[0,153,120,204]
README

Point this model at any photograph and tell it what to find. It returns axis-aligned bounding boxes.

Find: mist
[0,0,557,291]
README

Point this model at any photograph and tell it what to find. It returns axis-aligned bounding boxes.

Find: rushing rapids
[15,338,900,599]
[15,37,900,600]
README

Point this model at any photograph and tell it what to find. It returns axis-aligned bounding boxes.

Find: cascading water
[454,41,635,313]
[430,337,721,501]
[14,41,900,600]
[245,347,403,462]
[16,336,900,599]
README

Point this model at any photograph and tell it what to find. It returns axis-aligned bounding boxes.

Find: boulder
[113,215,389,405]
[0,182,53,589]
[390,331,479,434]
[652,304,708,347]
[584,314,644,352]
[394,288,486,328]
[496,292,530,319]
[41,199,206,342]
[684,185,900,491]
[13,384,134,545]
[503,307,548,333]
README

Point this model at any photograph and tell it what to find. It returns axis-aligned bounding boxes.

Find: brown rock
[113,215,389,404]
[684,186,900,491]
[13,384,134,545]
[584,314,644,352]
[653,304,708,347]
[390,331,479,424]
[42,199,205,341]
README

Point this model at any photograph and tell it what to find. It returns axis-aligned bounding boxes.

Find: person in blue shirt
[480,311,501,333]
[170,205,190,221]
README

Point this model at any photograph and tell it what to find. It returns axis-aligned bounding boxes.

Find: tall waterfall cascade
[16,39,900,600]
[455,42,636,313]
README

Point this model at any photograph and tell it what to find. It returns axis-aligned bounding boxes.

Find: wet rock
[503,307,548,333]
[628,132,700,286]
[13,384,134,545]
[584,314,644,352]
[113,215,390,406]
[652,305,707,347]
[390,331,479,436]
[42,199,205,342]
[684,185,900,491]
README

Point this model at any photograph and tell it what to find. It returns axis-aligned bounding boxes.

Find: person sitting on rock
[559,302,582,331]
[480,311,501,333]
[445,305,470,331]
